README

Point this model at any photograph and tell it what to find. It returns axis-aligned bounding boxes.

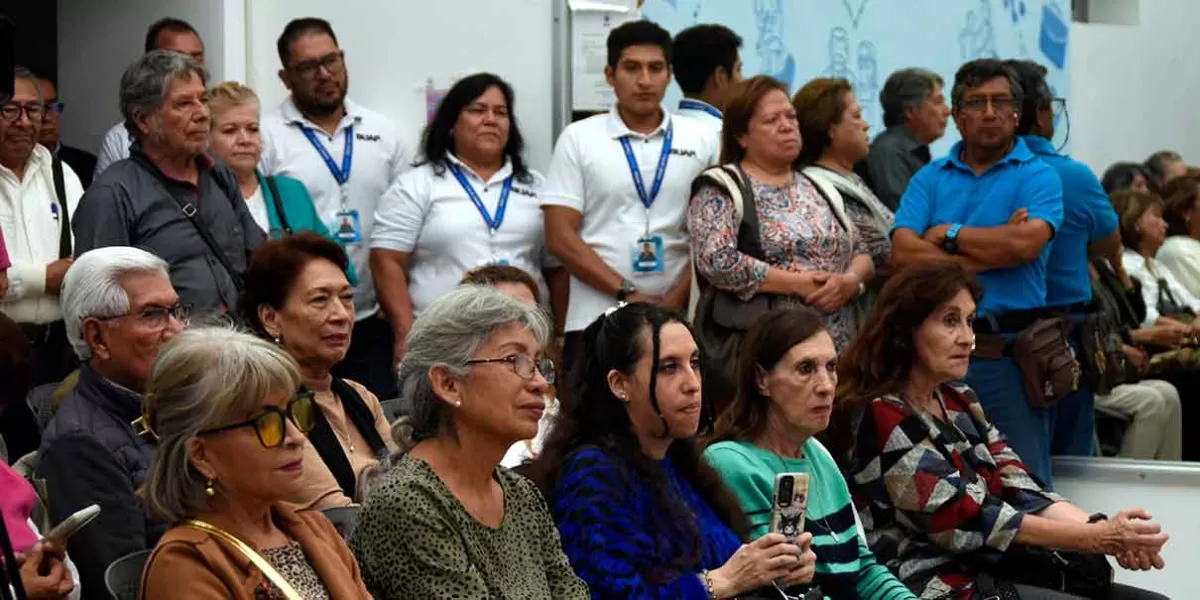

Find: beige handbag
[183,519,303,600]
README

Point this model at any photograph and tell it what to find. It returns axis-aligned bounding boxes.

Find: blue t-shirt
[894,138,1064,317]
[1023,136,1118,306]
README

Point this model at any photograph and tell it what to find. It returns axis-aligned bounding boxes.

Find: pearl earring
[205,479,216,497]
[453,400,462,407]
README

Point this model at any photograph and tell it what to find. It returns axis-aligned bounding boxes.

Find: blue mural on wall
[641,0,1073,155]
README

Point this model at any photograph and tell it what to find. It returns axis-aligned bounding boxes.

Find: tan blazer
[139,503,370,599]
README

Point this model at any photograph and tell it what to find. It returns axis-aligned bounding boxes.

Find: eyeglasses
[958,96,1017,115]
[95,304,191,329]
[43,101,65,118]
[465,354,556,386]
[0,102,45,123]
[198,389,317,448]
[291,51,345,80]
[1051,97,1067,116]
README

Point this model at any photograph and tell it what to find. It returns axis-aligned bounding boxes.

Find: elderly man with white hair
[73,50,264,317]
[37,246,186,600]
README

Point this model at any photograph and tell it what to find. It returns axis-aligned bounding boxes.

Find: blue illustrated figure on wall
[826,27,854,81]
[755,0,796,88]
[1040,1,1069,68]
[857,40,879,124]
[1004,0,1027,23]
[959,0,998,59]
[842,0,870,29]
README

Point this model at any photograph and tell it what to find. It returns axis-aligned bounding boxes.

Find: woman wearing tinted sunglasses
[138,327,371,599]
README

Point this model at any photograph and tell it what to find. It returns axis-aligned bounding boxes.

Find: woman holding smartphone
[527,303,812,598]
[705,306,915,600]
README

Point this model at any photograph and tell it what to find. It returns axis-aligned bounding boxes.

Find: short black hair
[607,20,673,69]
[144,18,199,53]
[950,58,1024,112]
[417,72,531,182]
[1003,59,1051,136]
[671,24,742,95]
[277,17,339,68]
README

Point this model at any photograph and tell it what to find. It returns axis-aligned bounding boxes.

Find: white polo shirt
[371,154,553,315]
[260,97,409,320]
[676,98,723,134]
[93,122,132,180]
[542,107,720,332]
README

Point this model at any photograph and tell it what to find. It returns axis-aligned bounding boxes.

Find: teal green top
[705,439,916,600]
[257,170,359,286]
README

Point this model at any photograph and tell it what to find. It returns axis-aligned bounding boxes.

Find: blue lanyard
[678,99,722,120]
[301,126,353,185]
[448,162,512,233]
[619,121,673,210]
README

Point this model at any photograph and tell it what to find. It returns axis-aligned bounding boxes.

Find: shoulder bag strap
[799,169,853,235]
[133,153,245,294]
[51,153,72,258]
[182,519,303,600]
[265,175,293,235]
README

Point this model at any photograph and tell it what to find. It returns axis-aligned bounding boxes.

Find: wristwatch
[1087,512,1108,524]
[942,223,963,254]
[617,279,637,302]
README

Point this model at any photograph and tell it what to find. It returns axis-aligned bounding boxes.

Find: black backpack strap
[264,175,293,235]
[51,153,72,258]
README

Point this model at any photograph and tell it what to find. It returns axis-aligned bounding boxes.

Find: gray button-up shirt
[865,125,933,211]
[73,147,266,314]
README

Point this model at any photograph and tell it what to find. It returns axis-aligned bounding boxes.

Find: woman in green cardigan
[705,306,916,600]
[207,81,358,285]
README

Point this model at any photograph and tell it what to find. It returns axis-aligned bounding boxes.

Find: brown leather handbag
[1012,317,1082,407]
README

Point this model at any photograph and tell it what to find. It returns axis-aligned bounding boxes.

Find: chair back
[320,506,360,541]
[379,398,406,423]
[26,382,59,432]
[104,549,151,600]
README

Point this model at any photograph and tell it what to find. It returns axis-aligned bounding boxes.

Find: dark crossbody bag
[691,164,774,412]
[265,174,293,236]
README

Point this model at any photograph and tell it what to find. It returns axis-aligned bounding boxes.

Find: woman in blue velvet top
[207,81,358,285]
[527,303,814,599]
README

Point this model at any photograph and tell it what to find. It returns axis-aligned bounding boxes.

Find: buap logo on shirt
[355,133,382,142]
[670,147,698,158]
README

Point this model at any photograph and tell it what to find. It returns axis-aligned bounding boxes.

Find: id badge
[334,209,363,244]
[632,236,664,274]
[475,255,512,267]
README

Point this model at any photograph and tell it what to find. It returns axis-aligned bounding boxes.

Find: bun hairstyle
[526,303,749,574]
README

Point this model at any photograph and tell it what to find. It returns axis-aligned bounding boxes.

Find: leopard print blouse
[260,541,331,600]
[350,453,589,599]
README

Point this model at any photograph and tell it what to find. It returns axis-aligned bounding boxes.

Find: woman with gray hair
[138,327,371,599]
[349,286,587,599]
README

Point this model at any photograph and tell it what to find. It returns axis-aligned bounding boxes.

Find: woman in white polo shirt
[371,73,555,366]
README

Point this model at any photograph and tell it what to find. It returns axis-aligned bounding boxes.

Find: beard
[294,77,349,118]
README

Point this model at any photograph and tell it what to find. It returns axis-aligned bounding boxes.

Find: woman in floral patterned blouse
[687,75,875,351]
[827,262,1170,600]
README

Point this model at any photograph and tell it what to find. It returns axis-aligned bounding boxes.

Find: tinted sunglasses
[197,389,317,448]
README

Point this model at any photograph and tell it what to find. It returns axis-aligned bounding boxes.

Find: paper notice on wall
[425,79,449,125]
[570,0,640,111]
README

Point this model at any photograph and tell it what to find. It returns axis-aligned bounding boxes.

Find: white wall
[244,0,556,171]
[56,0,235,155]
[1069,0,1200,174]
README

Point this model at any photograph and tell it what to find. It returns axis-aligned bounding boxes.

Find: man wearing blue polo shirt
[891,59,1065,485]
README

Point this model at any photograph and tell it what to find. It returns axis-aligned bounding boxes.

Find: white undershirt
[244,184,270,234]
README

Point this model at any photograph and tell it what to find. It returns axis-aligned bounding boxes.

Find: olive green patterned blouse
[350,453,589,600]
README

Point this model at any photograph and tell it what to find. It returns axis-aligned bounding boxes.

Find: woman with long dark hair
[527,303,809,598]
[829,262,1169,600]
[370,72,561,367]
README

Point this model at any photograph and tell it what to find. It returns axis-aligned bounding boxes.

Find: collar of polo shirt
[282,96,365,133]
[604,105,672,140]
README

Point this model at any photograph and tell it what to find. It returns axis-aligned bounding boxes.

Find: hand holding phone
[43,504,100,545]
[770,473,810,546]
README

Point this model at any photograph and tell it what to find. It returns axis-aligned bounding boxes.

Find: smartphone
[769,473,809,545]
[43,504,101,545]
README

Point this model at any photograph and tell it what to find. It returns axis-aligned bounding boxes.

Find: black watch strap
[1087,512,1108,524]
[617,279,637,302]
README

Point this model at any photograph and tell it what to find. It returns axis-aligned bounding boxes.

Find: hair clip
[604,301,628,318]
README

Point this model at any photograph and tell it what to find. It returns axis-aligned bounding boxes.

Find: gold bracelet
[701,569,716,599]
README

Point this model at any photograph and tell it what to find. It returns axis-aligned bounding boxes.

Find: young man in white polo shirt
[260,17,409,400]
[672,24,742,133]
[542,20,720,373]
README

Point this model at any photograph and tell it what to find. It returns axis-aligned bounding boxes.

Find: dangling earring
[205,479,216,497]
